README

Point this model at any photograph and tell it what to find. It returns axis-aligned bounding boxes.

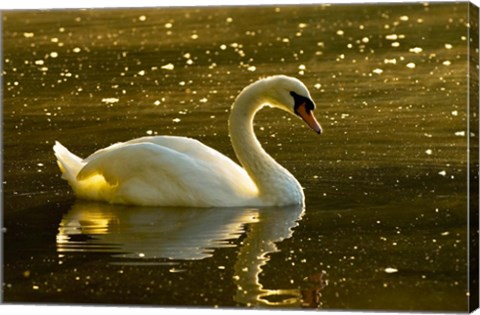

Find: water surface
[2,3,477,311]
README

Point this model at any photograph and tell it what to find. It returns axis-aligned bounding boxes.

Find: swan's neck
[229,82,304,205]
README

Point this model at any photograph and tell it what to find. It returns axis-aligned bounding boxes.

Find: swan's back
[54,136,259,207]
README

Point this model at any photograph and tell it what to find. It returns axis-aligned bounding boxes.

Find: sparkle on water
[2,2,477,312]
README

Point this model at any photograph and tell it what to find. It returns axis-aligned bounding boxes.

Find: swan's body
[54,75,322,207]
[55,136,260,207]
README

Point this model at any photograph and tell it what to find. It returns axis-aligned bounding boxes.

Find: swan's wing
[78,142,183,183]
[77,141,257,206]
[127,136,243,167]
[85,136,233,168]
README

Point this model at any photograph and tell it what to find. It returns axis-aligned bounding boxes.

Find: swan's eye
[290,91,315,115]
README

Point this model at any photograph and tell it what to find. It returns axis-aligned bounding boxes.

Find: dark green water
[2,3,477,311]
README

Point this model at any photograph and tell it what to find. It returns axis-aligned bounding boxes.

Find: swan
[53,75,322,207]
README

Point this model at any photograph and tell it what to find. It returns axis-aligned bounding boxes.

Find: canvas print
[1,1,479,312]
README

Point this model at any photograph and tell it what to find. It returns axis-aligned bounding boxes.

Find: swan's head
[262,75,322,134]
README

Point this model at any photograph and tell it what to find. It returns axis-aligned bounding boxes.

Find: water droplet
[101,98,119,104]
[409,47,423,53]
[161,63,174,70]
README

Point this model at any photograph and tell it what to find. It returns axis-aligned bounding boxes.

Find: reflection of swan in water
[57,201,259,260]
[56,201,323,307]
[53,75,321,207]
[233,205,305,307]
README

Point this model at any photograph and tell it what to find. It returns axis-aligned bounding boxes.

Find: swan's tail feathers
[54,141,113,202]
[53,141,84,182]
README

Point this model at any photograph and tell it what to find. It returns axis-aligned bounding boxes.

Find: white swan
[53,75,322,207]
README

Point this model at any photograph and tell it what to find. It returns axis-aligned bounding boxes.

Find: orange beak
[296,103,322,134]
